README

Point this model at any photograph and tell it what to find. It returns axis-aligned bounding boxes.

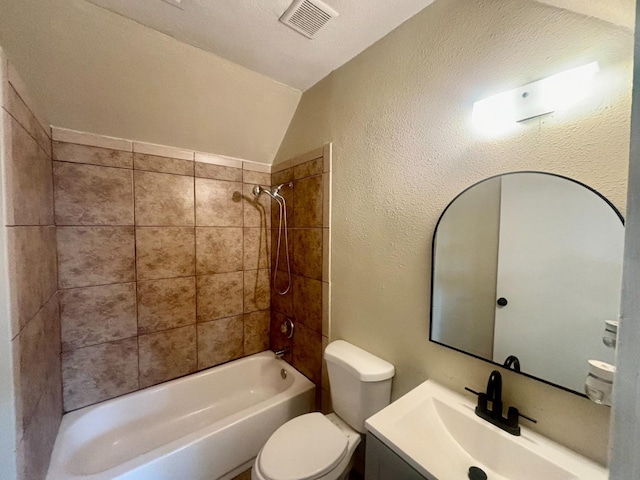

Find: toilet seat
[257,413,349,480]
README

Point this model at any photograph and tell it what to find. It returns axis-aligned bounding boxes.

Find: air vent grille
[280,0,339,39]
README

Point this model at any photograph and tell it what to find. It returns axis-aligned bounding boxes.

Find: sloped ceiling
[85,0,634,92]
[536,0,635,31]
[85,0,438,91]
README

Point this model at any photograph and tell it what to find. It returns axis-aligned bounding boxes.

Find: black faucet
[465,370,536,436]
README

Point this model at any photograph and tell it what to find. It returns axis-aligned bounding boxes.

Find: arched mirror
[430,172,624,395]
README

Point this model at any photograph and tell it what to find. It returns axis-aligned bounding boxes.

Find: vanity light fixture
[472,61,600,135]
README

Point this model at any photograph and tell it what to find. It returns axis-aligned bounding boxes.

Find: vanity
[364,380,607,480]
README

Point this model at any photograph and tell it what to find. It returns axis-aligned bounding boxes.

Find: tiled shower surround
[1,58,61,480]
[269,146,332,411]
[53,136,274,411]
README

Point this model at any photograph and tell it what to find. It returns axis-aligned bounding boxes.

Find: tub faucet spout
[274,347,290,359]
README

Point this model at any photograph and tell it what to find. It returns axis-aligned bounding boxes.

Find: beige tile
[135,171,194,226]
[195,162,242,182]
[3,111,54,226]
[290,147,324,168]
[293,322,322,385]
[242,162,270,173]
[271,282,293,317]
[54,161,134,225]
[60,283,137,351]
[243,184,271,228]
[323,228,330,281]
[53,141,133,168]
[134,153,194,176]
[194,152,243,169]
[321,335,330,391]
[293,158,323,180]
[271,159,292,173]
[244,310,270,355]
[320,388,333,415]
[52,127,133,152]
[243,227,271,270]
[139,326,197,387]
[197,316,244,369]
[16,373,62,480]
[270,185,293,233]
[195,178,243,227]
[323,144,331,173]
[57,227,135,289]
[197,272,243,321]
[13,294,60,438]
[196,227,243,275]
[292,228,323,280]
[4,83,51,155]
[133,141,194,161]
[243,169,271,185]
[244,269,270,313]
[322,172,330,227]
[322,281,330,337]
[136,227,195,280]
[293,175,323,227]
[272,168,293,186]
[62,337,138,411]
[137,277,196,334]
[292,275,322,333]
[7,226,57,333]
[270,311,293,362]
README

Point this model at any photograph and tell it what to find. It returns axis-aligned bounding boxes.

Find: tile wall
[270,145,331,410]
[52,130,273,411]
[1,58,61,479]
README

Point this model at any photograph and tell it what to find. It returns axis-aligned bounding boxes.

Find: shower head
[252,185,279,200]
[273,182,293,196]
[253,183,292,201]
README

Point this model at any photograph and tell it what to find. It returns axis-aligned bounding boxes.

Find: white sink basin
[365,380,607,480]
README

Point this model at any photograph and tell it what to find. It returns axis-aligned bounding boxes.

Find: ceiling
[85,0,634,92]
[84,0,437,91]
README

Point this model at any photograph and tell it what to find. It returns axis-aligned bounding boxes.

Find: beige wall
[276,0,633,465]
[0,0,301,164]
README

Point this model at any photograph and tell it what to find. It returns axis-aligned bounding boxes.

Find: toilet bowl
[252,341,395,480]
[252,413,360,480]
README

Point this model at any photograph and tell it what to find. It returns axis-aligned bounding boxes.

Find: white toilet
[252,340,395,480]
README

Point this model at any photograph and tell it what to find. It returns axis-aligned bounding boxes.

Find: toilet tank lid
[324,340,395,382]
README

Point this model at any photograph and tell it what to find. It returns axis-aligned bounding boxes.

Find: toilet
[252,340,395,480]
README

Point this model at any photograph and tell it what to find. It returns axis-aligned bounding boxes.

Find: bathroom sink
[365,380,607,480]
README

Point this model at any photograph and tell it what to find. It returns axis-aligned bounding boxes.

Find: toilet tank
[324,340,395,433]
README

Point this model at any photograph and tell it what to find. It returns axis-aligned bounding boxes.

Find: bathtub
[46,351,315,480]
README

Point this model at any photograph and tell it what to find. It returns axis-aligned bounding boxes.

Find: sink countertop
[365,380,608,480]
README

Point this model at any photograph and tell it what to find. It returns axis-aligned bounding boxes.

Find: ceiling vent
[279,0,339,39]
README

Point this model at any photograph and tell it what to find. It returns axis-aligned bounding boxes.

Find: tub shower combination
[46,352,315,480]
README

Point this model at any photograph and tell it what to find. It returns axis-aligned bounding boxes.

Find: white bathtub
[47,351,315,480]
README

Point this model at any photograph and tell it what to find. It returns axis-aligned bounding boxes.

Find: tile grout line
[193,172,198,371]
[132,167,141,390]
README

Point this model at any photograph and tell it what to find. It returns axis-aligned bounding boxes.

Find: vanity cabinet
[365,433,428,480]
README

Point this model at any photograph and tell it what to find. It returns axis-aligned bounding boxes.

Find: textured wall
[275,0,633,464]
[1,52,61,480]
[53,135,272,412]
[0,0,301,164]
